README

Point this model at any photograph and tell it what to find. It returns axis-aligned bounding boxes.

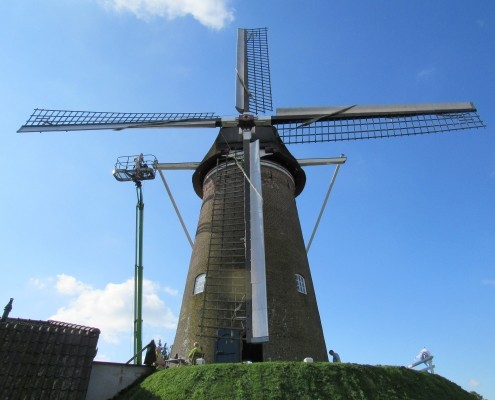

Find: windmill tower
[18,28,485,364]
[173,123,330,362]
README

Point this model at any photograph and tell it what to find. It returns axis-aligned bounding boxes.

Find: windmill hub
[237,114,256,131]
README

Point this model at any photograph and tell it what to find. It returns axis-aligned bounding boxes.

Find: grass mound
[115,362,477,400]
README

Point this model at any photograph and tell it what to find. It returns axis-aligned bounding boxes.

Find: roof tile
[0,318,100,400]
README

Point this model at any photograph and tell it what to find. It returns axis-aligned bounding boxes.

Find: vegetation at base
[114,362,480,400]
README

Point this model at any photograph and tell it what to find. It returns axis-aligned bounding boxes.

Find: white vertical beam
[235,28,249,114]
[249,140,269,342]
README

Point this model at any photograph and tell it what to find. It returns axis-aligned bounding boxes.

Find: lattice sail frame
[18,109,220,132]
[274,111,484,144]
[236,28,273,115]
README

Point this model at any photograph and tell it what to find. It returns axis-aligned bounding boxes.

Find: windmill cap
[192,126,306,198]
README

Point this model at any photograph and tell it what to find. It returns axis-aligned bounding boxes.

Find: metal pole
[157,169,194,247]
[134,183,144,365]
[306,163,342,254]
[134,190,138,362]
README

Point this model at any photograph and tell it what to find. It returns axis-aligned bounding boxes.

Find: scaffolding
[199,154,248,340]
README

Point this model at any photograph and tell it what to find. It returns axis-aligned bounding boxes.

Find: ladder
[199,154,248,339]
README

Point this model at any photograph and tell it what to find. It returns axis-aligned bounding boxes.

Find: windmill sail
[273,102,484,144]
[17,109,220,132]
[236,28,273,115]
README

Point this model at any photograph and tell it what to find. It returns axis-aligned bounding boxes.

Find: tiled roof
[0,318,100,400]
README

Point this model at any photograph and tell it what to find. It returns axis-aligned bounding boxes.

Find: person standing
[329,349,341,363]
[144,340,157,366]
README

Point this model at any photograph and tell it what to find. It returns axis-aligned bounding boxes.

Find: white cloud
[49,275,178,344]
[100,0,234,30]
[55,274,91,294]
[468,379,480,388]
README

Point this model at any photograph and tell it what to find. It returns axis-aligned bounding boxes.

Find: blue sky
[1,0,494,397]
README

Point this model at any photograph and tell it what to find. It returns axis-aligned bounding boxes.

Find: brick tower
[171,126,328,363]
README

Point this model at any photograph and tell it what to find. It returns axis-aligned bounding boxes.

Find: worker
[155,345,166,369]
[188,342,204,365]
[329,349,341,363]
[143,339,157,366]
[134,153,144,169]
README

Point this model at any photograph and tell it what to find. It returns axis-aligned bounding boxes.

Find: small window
[295,274,307,294]
[194,273,206,295]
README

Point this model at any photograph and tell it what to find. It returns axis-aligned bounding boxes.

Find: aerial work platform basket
[112,154,157,183]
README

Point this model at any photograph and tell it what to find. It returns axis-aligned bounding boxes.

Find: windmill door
[214,329,241,363]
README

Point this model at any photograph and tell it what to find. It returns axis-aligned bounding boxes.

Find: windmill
[18,28,485,363]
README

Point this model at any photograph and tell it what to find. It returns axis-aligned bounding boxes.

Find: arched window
[295,274,307,294]
[194,273,206,295]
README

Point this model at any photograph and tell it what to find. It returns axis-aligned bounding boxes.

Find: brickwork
[261,163,327,361]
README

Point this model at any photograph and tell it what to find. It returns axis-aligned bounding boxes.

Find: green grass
[114,362,479,400]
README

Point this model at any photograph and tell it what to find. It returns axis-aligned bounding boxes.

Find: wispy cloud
[100,0,234,30]
[468,379,480,388]
[164,286,179,296]
[416,67,436,81]
[29,276,54,289]
[47,275,178,344]
[481,279,495,286]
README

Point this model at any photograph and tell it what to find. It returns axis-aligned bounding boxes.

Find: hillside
[114,362,479,400]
